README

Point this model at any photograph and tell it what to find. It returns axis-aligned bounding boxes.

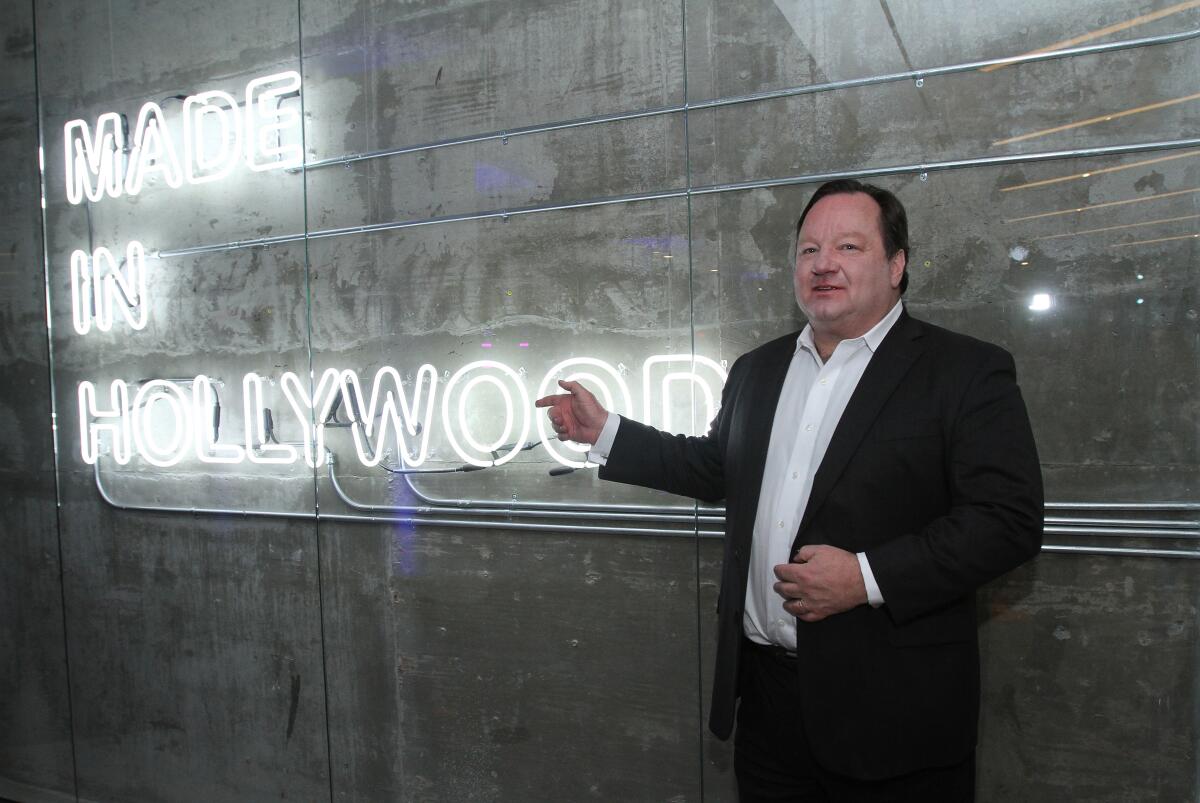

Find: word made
[64,71,302,205]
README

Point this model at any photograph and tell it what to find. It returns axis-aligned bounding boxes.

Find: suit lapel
[796,313,926,537]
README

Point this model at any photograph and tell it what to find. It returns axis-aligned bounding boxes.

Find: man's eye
[839,243,859,251]
[801,246,817,254]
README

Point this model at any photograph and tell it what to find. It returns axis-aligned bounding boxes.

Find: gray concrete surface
[1,0,1196,800]
[0,3,76,800]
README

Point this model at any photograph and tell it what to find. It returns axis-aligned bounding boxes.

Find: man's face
[793,192,906,344]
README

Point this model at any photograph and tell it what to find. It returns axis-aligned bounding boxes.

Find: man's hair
[794,179,911,294]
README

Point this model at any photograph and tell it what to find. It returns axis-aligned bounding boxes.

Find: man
[535,179,1043,801]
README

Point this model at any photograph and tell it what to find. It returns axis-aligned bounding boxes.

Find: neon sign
[63,71,302,205]
[61,71,730,482]
[77,357,728,471]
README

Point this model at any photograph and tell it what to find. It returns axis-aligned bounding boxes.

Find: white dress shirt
[588,300,902,650]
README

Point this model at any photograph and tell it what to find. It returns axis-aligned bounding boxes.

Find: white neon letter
[642,355,728,435]
[245,71,302,172]
[337,365,439,468]
[131,381,191,468]
[535,358,632,469]
[193,376,246,464]
[69,249,93,335]
[441,361,531,468]
[124,102,183,196]
[279,368,344,467]
[183,90,242,185]
[78,380,132,465]
[64,112,125,204]
[73,240,148,334]
[243,373,298,464]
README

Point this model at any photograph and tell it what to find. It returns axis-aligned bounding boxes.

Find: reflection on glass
[1028,293,1053,311]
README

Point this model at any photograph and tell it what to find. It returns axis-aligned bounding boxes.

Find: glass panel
[303,113,687,231]
[10,0,1199,800]
[687,26,1199,187]
[685,0,1200,101]
[306,200,708,509]
[305,196,706,796]
[691,158,1199,799]
[690,152,1199,503]
[35,0,330,800]
[300,0,685,149]
[300,0,688,232]
[0,3,76,801]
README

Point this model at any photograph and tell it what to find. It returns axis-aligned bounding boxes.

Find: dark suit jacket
[599,310,1043,781]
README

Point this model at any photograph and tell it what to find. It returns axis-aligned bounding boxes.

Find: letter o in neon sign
[441,361,531,468]
[131,380,192,468]
[535,358,632,469]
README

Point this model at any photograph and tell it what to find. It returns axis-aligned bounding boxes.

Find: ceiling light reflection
[1028,293,1053,312]
[1112,232,1200,248]
[1000,149,1200,192]
[1032,213,1200,241]
[980,1,1200,73]
[1004,187,1200,224]
[992,91,1200,147]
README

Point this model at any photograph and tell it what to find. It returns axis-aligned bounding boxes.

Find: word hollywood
[78,356,728,471]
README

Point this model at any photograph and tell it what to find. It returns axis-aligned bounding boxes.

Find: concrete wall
[1,0,1197,800]
[0,2,76,801]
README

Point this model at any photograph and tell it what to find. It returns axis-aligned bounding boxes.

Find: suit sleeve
[865,346,1044,624]
[596,354,746,503]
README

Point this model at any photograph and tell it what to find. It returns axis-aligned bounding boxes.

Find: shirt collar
[796,299,904,357]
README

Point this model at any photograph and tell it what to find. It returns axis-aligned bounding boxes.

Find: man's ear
[889,250,907,289]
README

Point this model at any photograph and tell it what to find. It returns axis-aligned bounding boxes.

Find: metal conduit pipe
[1042,516,1199,529]
[1041,525,1200,539]
[1045,501,1200,511]
[287,27,1200,173]
[94,462,1200,558]
[689,139,1200,196]
[154,137,1200,260]
[1041,544,1200,560]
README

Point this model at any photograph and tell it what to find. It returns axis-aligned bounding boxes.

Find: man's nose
[809,250,835,275]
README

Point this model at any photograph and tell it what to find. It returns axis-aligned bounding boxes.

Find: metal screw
[915,78,924,88]
[919,172,928,182]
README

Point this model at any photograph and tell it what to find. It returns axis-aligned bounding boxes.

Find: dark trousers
[734,640,975,803]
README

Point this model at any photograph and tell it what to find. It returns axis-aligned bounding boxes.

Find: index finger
[534,393,570,408]
[773,562,804,582]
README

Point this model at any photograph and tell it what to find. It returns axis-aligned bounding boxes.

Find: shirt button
[819,379,828,385]
[804,424,814,432]
[791,471,798,479]
[778,520,785,528]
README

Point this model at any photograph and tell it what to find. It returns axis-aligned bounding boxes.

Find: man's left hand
[773,544,868,622]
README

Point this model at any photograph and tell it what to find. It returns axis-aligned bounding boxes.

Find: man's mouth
[812,285,840,292]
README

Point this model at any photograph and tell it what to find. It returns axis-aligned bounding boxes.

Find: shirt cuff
[585,413,620,466]
[857,552,885,607]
